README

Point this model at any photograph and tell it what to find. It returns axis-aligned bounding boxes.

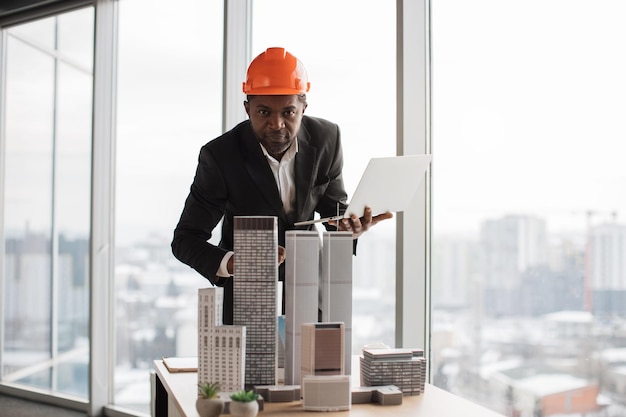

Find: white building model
[321,231,353,374]
[233,216,279,386]
[284,230,320,386]
[197,287,246,392]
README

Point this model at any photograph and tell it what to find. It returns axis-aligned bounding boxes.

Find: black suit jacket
[172,115,349,323]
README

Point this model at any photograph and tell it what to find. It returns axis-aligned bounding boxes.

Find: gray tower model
[321,231,353,374]
[284,230,320,385]
[233,216,278,386]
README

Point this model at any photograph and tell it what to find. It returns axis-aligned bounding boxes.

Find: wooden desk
[152,359,505,417]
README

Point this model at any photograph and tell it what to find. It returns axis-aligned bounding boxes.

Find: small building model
[360,348,427,395]
[233,216,279,386]
[321,231,353,374]
[301,322,345,392]
[197,287,246,392]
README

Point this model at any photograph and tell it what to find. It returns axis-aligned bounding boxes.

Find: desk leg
[154,373,168,417]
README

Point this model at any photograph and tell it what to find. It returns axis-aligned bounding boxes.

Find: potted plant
[196,382,224,417]
[229,389,259,417]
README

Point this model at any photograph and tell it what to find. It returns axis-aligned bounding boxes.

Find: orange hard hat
[242,47,311,95]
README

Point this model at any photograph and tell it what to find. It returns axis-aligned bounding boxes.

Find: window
[1,7,94,399]
[114,0,223,412]
[432,1,626,416]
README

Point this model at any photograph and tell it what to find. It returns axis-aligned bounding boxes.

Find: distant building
[518,265,584,316]
[540,310,593,360]
[284,230,320,386]
[432,235,476,310]
[321,231,353,374]
[493,367,603,417]
[589,222,626,316]
[4,233,89,349]
[197,287,246,392]
[233,216,278,386]
[597,348,626,400]
[480,215,548,316]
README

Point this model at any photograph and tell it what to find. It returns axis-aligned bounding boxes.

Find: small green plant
[230,389,258,402]
[198,382,221,399]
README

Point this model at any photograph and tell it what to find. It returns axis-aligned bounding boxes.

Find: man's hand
[227,245,286,275]
[329,207,393,239]
[278,245,286,265]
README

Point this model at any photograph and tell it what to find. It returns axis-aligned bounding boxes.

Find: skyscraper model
[233,216,278,386]
[321,231,353,374]
[284,230,320,385]
[197,287,246,392]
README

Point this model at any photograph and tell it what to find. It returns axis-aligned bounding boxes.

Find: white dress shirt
[216,140,298,277]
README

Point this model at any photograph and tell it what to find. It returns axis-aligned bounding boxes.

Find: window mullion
[90,0,117,413]
[395,0,432,361]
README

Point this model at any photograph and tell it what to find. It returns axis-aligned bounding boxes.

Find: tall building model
[233,216,278,386]
[284,230,320,385]
[321,231,353,374]
[197,287,246,392]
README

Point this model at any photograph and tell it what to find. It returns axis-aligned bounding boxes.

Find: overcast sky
[432,0,626,234]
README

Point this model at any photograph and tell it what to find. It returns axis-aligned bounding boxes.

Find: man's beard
[262,134,292,156]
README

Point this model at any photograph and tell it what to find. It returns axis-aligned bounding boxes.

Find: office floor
[0,394,87,417]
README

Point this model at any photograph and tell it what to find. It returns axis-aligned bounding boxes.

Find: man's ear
[243,100,250,117]
[302,103,308,114]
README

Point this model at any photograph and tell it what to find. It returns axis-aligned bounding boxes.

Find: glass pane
[2,8,93,400]
[252,0,397,353]
[58,7,94,72]
[55,60,92,395]
[432,1,626,416]
[3,35,55,382]
[115,0,223,412]
[7,16,56,50]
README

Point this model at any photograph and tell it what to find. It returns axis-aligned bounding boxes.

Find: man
[171,47,391,324]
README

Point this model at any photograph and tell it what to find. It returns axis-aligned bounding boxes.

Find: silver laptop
[295,154,432,226]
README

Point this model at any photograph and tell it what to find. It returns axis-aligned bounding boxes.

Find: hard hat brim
[243,86,309,96]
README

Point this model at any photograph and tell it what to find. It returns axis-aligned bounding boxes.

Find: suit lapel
[241,128,288,222]
[295,131,317,223]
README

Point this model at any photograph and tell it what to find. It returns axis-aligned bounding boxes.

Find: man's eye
[258,110,269,116]
[284,111,296,117]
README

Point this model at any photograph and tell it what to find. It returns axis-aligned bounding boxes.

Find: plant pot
[229,400,259,417]
[195,397,224,417]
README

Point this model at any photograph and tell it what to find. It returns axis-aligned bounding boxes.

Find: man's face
[244,95,307,160]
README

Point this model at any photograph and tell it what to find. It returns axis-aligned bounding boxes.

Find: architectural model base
[253,383,407,406]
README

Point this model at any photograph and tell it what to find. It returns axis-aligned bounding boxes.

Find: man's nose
[268,114,285,129]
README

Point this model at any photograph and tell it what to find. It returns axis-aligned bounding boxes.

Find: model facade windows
[233,216,279,386]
